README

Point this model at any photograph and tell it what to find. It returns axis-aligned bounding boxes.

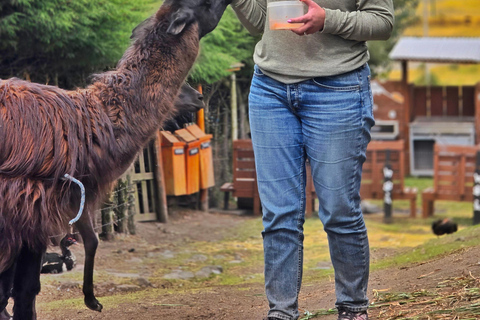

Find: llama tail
[0,177,67,272]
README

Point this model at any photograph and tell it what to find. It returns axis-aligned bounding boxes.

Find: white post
[231,73,238,141]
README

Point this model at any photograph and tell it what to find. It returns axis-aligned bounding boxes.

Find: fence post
[126,173,136,235]
[101,192,115,240]
[383,150,393,224]
[473,151,480,225]
[114,179,129,234]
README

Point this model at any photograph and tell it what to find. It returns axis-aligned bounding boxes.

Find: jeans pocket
[312,78,360,92]
[312,66,363,92]
[253,64,265,77]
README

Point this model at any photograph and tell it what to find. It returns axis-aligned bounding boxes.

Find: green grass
[40,177,480,315]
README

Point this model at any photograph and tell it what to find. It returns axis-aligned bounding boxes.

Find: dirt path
[12,209,480,319]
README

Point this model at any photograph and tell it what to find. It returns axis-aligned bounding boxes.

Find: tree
[0,0,157,88]
[368,0,420,77]
[189,8,257,85]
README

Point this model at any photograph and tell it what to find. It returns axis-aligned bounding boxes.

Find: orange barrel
[160,131,187,196]
[174,128,200,195]
[186,124,215,189]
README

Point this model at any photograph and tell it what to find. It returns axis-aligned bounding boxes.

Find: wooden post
[197,84,205,131]
[383,150,393,224]
[231,73,238,141]
[114,179,128,234]
[401,60,408,87]
[126,171,136,235]
[101,192,115,240]
[473,151,480,225]
[154,132,169,223]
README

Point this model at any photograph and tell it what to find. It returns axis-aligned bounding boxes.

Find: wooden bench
[224,139,416,218]
[422,144,480,218]
[220,139,261,215]
[221,140,317,216]
[360,139,417,217]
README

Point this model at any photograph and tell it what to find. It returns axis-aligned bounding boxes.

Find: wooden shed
[372,37,480,175]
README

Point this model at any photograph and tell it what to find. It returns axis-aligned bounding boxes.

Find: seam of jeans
[347,68,365,214]
[357,67,371,308]
[295,157,305,298]
[360,232,370,305]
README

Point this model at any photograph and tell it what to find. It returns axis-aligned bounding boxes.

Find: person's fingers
[287,14,308,24]
[291,26,310,35]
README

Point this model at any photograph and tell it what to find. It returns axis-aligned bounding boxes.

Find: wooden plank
[132,172,155,181]
[133,182,141,215]
[236,149,254,158]
[366,140,404,151]
[235,171,256,179]
[400,146,405,189]
[462,86,475,116]
[433,144,440,193]
[140,180,150,216]
[236,160,256,170]
[446,86,460,116]
[459,154,466,196]
[135,211,157,222]
[413,87,427,117]
[430,87,444,116]
[234,139,254,149]
[154,132,168,223]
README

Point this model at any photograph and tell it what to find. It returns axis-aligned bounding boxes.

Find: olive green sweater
[231,0,394,83]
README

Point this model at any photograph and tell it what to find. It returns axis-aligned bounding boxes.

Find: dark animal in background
[41,235,77,274]
[432,218,458,236]
[0,309,11,320]
[0,0,231,319]
[163,82,204,132]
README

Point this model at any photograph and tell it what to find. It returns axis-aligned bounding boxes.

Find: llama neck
[118,8,200,131]
[91,18,200,167]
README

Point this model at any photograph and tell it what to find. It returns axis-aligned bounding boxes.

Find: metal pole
[383,150,393,224]
[231,73,238,141]
[473,151,480,224]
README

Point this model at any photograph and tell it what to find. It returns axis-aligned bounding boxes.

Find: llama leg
[0,263,15,320]
[11,246,44,320]
[75,221,102,312]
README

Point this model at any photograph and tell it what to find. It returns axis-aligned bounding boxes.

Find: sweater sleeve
[230,0,267,35]
[321,0,394,41]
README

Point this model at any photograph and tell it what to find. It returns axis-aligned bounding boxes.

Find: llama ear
[167,8,195,35]
[131,16,154,40]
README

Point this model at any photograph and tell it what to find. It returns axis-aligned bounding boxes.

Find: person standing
[230,0,394,319]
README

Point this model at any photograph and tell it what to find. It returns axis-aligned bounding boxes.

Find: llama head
[164,0,232,38]
[174,82,204,113]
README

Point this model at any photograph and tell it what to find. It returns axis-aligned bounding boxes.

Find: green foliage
[413,63,441,85]
[190,8,257,84]
[0,0,158,88]
[369,0,420,78]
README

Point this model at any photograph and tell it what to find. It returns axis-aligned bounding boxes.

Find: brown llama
[0,0,231,318]
[0,80,204,320]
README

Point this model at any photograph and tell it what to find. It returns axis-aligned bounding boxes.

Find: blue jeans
[249,64,374,320]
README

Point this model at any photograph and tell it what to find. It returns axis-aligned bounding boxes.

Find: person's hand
[288,0,325,36]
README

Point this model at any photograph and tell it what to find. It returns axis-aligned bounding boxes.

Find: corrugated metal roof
[389,37,480,63]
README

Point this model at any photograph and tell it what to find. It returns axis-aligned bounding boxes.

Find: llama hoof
[85,299,103,312]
